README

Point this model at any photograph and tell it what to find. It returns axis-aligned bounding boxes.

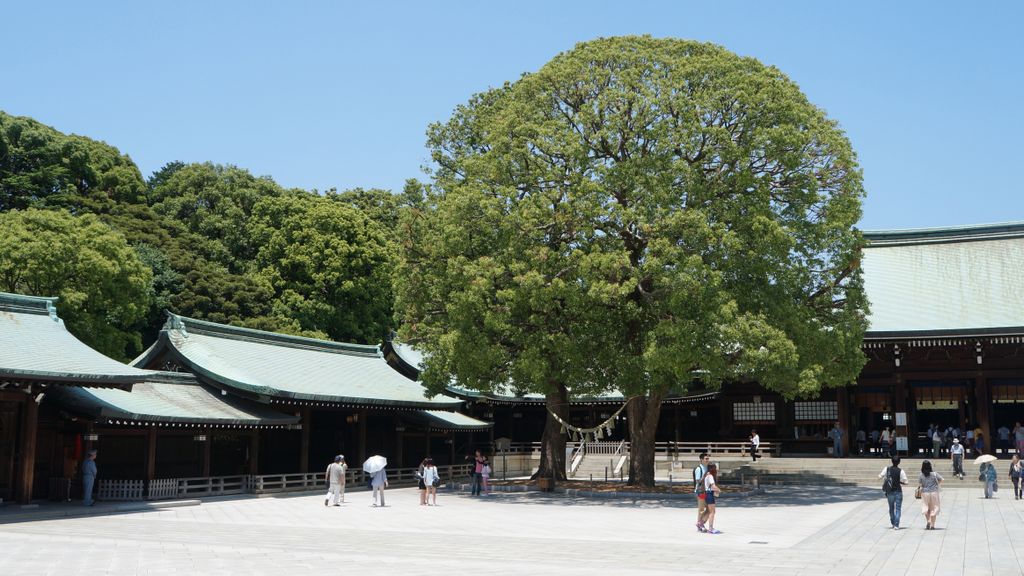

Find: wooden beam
[300,408,311,473]
[975,374,991,451]
[248,430,260,474]
[357,410,367,464]
[202,428,212,477]
[16,396,38,503]
[145,427,157,481]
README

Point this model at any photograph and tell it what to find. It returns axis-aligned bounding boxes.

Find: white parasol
[973,454,997,465]
[363,455,388,474]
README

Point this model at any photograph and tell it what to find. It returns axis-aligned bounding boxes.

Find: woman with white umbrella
[363,455,389,507]
[976,454,998,499]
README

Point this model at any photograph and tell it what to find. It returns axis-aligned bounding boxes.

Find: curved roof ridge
[864,221,1024,246]
[165,312,381,357]
[0,291,59,318]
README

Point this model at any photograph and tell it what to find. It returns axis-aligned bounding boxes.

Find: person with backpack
[693,453,710,533]
[878,455,908,530]
[1009,454,1022,500]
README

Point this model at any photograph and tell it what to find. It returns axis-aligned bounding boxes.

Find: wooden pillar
[300,407,311,473]
[426,428,432,459]
[393,415,404,468]
[357,410,367,464]
[449,432,456,464]
[16,396,38,503]
[248,430,260,474]
[975,375,991,452]
[837,387,851,456]
[202,429,212,477]
[145,427,157,481]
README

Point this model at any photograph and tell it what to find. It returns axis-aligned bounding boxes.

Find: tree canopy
[395,36,868,485]
[0,208,152,359]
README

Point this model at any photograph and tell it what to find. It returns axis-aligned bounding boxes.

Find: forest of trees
[0,110,410,360]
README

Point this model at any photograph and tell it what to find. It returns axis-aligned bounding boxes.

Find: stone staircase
[716,457,982,489]
[571,454,627,481]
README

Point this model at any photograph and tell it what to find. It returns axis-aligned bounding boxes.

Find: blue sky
[4,1,1021,230]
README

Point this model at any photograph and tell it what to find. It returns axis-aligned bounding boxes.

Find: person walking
[471,450,485,496]
[950,438,965,479]
[693,453,710,533]
[422,458,439,505]
[878,455,908,529]
[918,460,943,530]
[976,433,986,455]
[81,449,98,506]
[856,429,867,456]
[830,422,844,458]
[749,430,760,461]
[699,463,723,534]
[324,455,347,506]
[998,425,1011,455]
[1009,454,1023,500]
[481,456,492,495]
[931,426,942,458]
[371,467,389,507]
[980,458,997,499]
[880,427,891,458]
[417,458,428,505]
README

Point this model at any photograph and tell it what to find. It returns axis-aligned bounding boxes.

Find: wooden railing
[655,441,778,458]
[98,479,145,501]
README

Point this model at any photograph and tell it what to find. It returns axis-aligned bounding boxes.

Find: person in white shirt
[878,455,909,529]
[949,438,965,479]
[749,429,760,462]
[693,453,710,532]
[422,458,440,506]
[324,455,347,506]
[880,427,891,457]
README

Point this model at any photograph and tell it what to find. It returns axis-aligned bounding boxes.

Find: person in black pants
[1011,454,1023,500]
[749,429,760,462]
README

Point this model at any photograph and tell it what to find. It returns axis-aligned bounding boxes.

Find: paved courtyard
[1,485,1022,575]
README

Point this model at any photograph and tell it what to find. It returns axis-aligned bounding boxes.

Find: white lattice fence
[147,478,179,500]
[98,479,144,501]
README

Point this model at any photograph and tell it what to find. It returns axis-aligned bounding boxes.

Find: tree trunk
[532,384,569,483]
[627,389,666,487]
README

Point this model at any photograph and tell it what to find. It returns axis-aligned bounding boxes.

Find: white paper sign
[895,412,907,426]
[895,436,909,451]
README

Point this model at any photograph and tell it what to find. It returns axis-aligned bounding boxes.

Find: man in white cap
[82,449,97,506]
[325,455,347,506]
[949,438,965,479]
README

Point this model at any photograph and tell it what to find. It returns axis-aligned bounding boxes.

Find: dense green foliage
[0,111,399,355]
[0,209,152,358]
[395,36,868,485]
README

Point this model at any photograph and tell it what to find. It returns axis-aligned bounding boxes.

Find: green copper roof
[0,292,154,386]
[862,222,1024,336]
[46,372,298,427]
[138,314,463,409]
[408,410,493,431]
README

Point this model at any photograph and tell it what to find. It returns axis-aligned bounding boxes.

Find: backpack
[693,465,706,494]
[882,466,899,494]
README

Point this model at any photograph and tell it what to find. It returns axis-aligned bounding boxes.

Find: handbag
[914,486,922,499]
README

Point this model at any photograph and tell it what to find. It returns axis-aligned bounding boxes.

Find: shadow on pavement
[445,485,881,509]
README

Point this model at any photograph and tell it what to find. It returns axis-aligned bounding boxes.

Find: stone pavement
[0,484,1021,575]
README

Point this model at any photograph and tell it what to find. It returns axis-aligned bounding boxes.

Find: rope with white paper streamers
[546,399,632,443]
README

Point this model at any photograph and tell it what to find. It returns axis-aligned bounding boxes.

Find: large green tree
[0,111,147,213]
[249,194,395,343]
[396,36,868,486]
[0,208,152,359]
